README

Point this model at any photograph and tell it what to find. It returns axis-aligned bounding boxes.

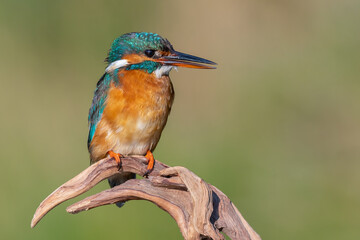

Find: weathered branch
[31,156,261,240]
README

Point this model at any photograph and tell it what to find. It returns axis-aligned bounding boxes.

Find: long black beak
[156,51,217,69]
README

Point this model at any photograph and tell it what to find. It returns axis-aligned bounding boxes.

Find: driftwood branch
[31,156,261,240]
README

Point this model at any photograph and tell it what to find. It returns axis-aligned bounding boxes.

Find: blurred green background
[1,0,359,239]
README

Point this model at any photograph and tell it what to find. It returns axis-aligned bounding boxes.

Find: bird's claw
[143,169,151,177]
[107,151,123,170]
[143,150,155,177]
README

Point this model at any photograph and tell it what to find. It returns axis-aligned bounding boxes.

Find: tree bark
[31,156,261,240]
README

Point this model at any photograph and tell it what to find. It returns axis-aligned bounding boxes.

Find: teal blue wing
[87,73,112,148]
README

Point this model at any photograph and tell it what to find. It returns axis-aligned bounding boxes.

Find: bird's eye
[144,49,155,58]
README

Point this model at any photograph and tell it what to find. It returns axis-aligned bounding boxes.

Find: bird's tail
[108,172,136,207]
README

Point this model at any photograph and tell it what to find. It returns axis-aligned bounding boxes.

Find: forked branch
[31,156,261,240]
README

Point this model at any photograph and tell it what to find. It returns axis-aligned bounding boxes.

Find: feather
[87,73,111,148]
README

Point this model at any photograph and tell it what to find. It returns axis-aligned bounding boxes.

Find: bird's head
[105,32,216,77]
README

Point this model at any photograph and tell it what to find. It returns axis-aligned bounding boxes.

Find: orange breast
[89,69,174,162]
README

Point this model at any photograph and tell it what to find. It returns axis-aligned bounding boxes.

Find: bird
[87,32,216,207]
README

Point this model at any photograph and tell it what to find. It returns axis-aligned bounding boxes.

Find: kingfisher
[88,32,216,207]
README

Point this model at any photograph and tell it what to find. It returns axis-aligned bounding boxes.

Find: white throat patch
[154,65,175,78]
[105,59,129,73]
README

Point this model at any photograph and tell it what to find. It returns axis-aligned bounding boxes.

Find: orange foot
[143,150,155,177]
[107,150,123,170]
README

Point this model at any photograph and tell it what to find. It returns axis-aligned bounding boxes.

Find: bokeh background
[1,0,359,239]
